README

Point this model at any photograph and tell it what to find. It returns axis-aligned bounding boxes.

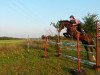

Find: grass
[0,40,24,44]
[0,39,100,75]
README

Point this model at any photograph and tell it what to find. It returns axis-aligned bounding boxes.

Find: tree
[82,13,99,37]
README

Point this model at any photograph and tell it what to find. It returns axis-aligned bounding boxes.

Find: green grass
[0,40,24,44]
[0,39,100,75]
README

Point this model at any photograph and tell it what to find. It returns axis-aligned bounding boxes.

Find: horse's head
[58,20,73,32]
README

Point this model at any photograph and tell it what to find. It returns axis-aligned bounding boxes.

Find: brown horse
[58,20,96,61]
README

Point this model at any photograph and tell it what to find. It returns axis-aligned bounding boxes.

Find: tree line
[0,36,22,40]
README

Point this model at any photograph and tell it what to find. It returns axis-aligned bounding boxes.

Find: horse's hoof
[91,59,96,62]
[89,57,96,62]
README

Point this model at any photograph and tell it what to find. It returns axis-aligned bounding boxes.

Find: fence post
[57,28,61,57]
[77,32,81,73]
[93,20,100,71]
[96,21,98,67]
[43,35,47,58]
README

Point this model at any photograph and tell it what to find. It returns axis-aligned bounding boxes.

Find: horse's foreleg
[63,32,70,37]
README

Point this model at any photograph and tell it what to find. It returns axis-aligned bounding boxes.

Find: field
[0,39,100,75]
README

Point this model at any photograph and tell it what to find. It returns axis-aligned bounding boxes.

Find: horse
[58,20,96,61]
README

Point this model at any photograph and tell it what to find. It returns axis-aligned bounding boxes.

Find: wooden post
[57,28,61,57]
[77,33,81,73]
[93,20,100,71]
[96,21,98,67]
[43,35,47,58]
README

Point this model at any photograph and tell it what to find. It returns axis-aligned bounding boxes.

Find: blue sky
[0,0,100,38]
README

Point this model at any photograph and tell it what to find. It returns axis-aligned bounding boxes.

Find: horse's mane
[59,20,73,25]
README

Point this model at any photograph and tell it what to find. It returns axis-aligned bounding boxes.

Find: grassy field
[0,39,100,75]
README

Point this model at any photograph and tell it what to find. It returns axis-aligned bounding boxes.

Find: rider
[69,15,84,34]
[63,15,84,37]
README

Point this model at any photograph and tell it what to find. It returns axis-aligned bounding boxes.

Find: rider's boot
[80,29,85,35]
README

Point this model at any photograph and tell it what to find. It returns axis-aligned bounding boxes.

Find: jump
[58,20,96,61]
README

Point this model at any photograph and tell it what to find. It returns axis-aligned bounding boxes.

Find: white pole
[27,35,30,52]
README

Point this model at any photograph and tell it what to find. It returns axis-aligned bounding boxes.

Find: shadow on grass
[65,68,86,75]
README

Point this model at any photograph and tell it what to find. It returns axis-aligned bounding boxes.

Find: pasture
[0,39,100,75]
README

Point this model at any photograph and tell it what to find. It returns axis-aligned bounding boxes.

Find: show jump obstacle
[43,20,100,73]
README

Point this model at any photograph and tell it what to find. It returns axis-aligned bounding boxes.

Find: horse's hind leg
[90,41,96,60]
[90,47,96,61]
[93,46,96,50]
[91,41,96,50]
[84,46,89,60]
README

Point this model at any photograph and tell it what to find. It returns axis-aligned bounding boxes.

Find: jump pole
[77,32,81,73]
[27,35,30,52]
[93,20,100,70]
[57,28,61,57]
[96,21,98,67]
[43,35,47,58]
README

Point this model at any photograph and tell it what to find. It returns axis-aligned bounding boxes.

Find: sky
[0,0,100,38]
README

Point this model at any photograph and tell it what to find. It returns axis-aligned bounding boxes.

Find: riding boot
[80,29,85,35]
